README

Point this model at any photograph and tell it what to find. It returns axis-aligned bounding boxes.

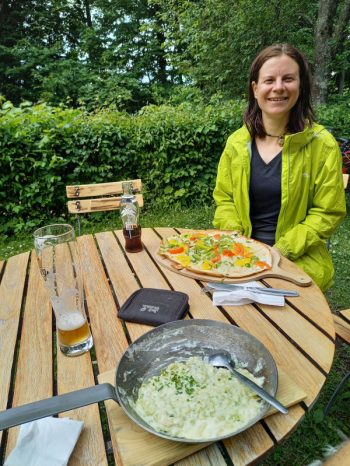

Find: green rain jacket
[213,123,346,291]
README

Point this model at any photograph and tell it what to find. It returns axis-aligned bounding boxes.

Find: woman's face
[252,54,300,121]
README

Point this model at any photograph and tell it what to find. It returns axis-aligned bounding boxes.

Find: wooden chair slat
[333,314,350,344]
[343,173,349,189]
[66,179,142,198]
[5,252,53,457]
[323,439,350,465]
[340,309,350,322]
[67,193,143,214]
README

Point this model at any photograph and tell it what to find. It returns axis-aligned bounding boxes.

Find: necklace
[265,132,285,147]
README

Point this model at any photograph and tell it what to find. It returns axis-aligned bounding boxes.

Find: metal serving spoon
[208,352,288,414]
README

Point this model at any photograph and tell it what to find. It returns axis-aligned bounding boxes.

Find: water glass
[33,224,93,356]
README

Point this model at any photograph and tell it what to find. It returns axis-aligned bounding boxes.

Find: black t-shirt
[249,140,282,246]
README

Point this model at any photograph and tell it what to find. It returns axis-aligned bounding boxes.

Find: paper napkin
[211,281,285,307]
[5,417,84,466]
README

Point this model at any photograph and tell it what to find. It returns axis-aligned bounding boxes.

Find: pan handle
[0,383,118,431]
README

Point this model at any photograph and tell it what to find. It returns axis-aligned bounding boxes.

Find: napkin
[5,417,84,466]
[211,281,285,307]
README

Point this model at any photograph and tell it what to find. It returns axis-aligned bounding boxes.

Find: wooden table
[0,228,336,466]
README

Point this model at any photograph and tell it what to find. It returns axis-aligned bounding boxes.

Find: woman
[213,44,346,291]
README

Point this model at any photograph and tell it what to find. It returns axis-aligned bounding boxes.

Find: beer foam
[57,312,86,331]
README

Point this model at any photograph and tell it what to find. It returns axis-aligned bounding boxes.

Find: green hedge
[1,99,349,234]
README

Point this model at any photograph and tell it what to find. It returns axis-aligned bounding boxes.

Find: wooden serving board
[98,368,307,466]
[156,236,312,286]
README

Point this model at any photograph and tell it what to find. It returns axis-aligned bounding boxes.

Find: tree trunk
[313,0,338,104]
[0,0,6,24]
[338,69,345,94]
[331,0,350,60]
[156,29,167,84]
[84,0,93,28]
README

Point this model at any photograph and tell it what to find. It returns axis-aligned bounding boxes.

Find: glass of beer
[33,224,93,357]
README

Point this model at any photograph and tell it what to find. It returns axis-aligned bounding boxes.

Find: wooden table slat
[216,305,326,406]
[5,252,52,457]
[96,231,153,342]
[174,444,228,466]
[55,244,108,466]
[254,302,334,373]
[223,422,274,466]
[0,252,29,410]
[0,252,29,445]
[78,235,129,372]
[263,257,335,338]
[114,229,170,290]
[264,404,305,442]
[0,259,5,276]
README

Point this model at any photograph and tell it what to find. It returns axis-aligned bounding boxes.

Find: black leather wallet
[118,288,189,326]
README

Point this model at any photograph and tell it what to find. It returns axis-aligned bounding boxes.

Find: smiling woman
[213,44,346,291]
[252,54,300,140]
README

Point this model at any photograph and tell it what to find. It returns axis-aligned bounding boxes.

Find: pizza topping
[159,231,272,278]
[175,254,191,267]
[168,246,185,254]
[255,260,270,269]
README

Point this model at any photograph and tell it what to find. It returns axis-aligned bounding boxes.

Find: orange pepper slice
[255,261,271,269]
[168,246,185,254]
[189,233,206,241]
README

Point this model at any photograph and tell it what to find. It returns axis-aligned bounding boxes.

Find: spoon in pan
[208,352,288,414]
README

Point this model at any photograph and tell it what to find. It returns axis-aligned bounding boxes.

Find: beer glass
[33,224,93,356]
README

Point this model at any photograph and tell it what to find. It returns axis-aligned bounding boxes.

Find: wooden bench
[343,173,349,189]
[333,309,350,344]
[324,310,350,415]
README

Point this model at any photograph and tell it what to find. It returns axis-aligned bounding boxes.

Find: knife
[204,283,299,297]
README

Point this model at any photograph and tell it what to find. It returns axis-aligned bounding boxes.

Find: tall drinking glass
[33,224,93,356]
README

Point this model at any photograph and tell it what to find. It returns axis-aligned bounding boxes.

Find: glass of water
[33,224,93,356]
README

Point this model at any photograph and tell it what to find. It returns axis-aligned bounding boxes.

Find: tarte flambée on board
[158,231,272,278]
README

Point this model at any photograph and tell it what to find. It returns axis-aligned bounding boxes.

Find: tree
[1,0,349,108]
[0,0,176,110]
[155,0,315,99]
[314,0,350,103]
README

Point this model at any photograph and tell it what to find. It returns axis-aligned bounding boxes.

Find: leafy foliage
[317,94,350,136]
[1,99,349,235]
[1,0,349,110]
[0,99,243,234]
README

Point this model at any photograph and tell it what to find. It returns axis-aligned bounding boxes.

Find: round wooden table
[0,228,335,466]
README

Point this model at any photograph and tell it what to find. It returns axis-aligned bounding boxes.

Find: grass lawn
[0,196,349,465]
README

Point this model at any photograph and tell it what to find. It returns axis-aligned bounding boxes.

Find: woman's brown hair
[243,44,315,138]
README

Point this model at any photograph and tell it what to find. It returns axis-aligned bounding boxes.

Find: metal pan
[0,319,278,443]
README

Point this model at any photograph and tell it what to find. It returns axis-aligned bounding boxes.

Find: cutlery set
[203,282,299,297]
